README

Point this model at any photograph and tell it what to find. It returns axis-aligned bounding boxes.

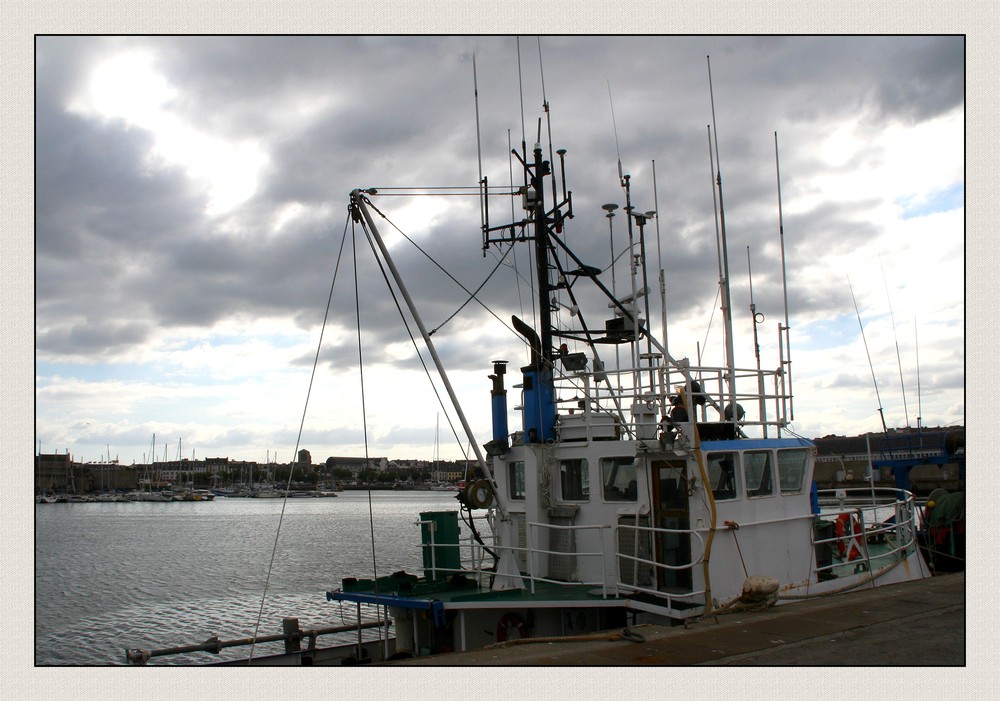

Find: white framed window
[744,451,774,498]
[508,461,525,500]
[706,452,739,500]
[777,449,808,494]
[559,459,589,501]
[601,457,637,501]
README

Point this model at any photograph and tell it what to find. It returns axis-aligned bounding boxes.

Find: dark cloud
[34,36,965,460]
[38,36,962,361]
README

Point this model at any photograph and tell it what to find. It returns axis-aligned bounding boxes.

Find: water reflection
[35,492,462,665]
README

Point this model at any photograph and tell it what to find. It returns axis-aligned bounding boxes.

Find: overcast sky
[33,35,965,465]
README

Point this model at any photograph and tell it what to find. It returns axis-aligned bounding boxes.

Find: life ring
[496,612,527,642]
[834,512,863,561]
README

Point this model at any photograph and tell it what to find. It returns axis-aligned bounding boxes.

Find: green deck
[336,570,621,607]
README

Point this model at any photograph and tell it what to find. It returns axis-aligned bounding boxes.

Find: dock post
[282,618,301,654]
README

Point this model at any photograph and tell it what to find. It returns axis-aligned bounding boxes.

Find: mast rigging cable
[249,211,353,663]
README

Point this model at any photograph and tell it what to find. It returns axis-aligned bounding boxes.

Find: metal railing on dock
[125,617,387,665]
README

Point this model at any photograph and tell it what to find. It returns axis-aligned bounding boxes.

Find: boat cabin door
[651,459,693,593]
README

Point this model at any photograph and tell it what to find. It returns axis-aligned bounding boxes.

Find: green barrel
[420,511,461,580]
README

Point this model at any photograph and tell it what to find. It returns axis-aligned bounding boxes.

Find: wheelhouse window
[508,461,525,500]
[601,457,637,501]
[559,459,589,501]
[706,452,739,500]
[743,451,773,498]
[777,449,808,493]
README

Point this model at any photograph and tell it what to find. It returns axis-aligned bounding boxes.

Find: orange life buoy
[496,612,527,642]
[834,512,863,561]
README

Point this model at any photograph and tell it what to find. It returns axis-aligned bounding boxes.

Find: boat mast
[530,138,555,367]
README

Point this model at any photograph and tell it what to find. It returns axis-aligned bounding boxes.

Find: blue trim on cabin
[699,437,814,452]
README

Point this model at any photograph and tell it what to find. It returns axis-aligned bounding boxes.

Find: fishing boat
[127,59,932,667]
[322,160,932,662]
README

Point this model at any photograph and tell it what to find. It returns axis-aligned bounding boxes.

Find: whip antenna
[607,80,623,180]
[537,38,560,223]
[915,318,923,428]
[707,55,737,416]
[880,255,911,428]
[747,246,768,436]
[516,37,527,157]
[849,275,888,433]
[652,159,668,354]
[474,54,486,238]
[774,131,794,421]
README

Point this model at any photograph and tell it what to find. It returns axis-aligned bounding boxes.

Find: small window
[508,461,525,500]
[706,452,739,500]
[601,457,637,501]
[778,449,808,493]
[744,451,773,497]
[559,459,589,501]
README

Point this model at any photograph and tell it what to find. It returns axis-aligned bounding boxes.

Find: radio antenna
[848,275,888,433]
[607,80,623,180]
[707,55,736,417]
[516,37,527,158]
[914,317,923,429]
[747,246,768,436]
[652,159,668,354]
[473,54,486,238]
[774,131,793,421]
[537,38,561,240]
[880,255,911,428]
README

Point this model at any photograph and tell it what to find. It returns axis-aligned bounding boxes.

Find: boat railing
[549,357,794,442]
[612,520,708,608]
[416,515,616,596]
[522,521,614,596]
[125,617,389,665]
[659,364,791,432]
[813,487,922,579]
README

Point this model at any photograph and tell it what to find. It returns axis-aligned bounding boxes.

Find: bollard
[282,618,301,654]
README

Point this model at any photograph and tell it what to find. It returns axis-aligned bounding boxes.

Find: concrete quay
[392,572,964,666]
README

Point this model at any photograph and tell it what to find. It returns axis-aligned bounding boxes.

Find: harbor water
[35,491,463,665]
